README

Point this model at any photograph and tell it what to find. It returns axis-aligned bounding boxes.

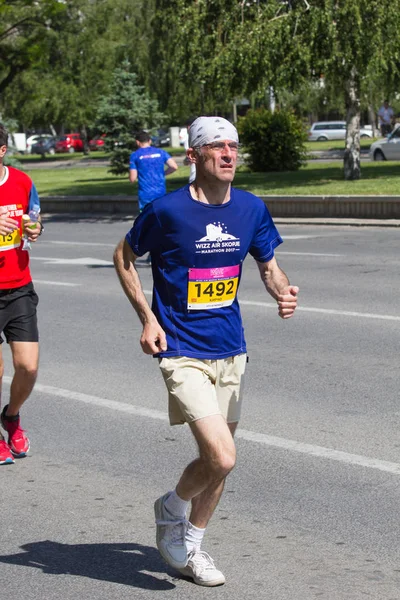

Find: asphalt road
[1,219,399,600]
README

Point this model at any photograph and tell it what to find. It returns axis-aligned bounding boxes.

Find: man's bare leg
[5,341,39,416]
[176,416,237,527]
[171,418,237,586]
[188,421,237,528]
[0,342,38,457]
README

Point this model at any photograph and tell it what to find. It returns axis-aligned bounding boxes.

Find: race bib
[0,230,21,252]
[0,204,23,252]
[187,265,240,310]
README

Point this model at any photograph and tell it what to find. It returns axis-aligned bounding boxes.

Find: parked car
[26,134,53,154]
[369,124,400,161]
[55,133,84,153]
[89,134,106,151]
[151,129,170,147]
[308,121,373,141]
[31,137,56,156]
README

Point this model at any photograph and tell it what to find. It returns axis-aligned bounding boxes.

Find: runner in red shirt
[0,123,43,465]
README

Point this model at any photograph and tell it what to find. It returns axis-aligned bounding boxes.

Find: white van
[308,121,373,141]
[8,133,27,153]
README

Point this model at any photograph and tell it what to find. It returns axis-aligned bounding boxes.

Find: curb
[39,195,400,225]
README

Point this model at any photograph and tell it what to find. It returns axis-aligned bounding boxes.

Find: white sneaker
[154,493,188,569]
[178,550,226,586]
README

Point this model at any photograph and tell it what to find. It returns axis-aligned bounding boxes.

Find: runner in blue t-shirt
[129,130,178,211]
[114,117,299,587]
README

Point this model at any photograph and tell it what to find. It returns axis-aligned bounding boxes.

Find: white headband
[188,116,239,148]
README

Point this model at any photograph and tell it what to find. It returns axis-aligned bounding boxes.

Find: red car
[55,133,84,153]
[89,134,106,151]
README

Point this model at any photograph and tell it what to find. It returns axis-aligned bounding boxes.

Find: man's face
[196,139,239,183]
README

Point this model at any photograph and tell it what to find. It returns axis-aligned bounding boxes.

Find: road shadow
[0,540,175,590]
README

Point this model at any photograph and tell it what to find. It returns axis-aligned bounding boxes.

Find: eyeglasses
[200,142,240,152]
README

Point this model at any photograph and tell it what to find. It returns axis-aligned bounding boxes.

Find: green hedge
[238,108,307,172]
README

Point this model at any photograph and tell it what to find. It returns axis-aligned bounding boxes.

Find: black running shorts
[0,282,39,344]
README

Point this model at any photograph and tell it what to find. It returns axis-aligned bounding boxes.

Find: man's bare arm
[256,256,299,319]
[113,238,167,353]
[129,169,138,184]
[165,157,178,176]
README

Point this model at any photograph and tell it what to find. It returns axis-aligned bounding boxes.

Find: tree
[1,0,146,137]
[274,1,400,179]
[0,0,66,96]
[149,1,400,180]
[95,62,166,174]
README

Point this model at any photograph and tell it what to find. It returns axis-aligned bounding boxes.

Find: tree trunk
[368,103,379,137]
[343,66,361,181]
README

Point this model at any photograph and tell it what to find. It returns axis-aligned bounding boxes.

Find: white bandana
[188,116,239,148]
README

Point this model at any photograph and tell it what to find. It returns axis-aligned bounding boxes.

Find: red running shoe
[0,436,14,465]
[1,407,30,457]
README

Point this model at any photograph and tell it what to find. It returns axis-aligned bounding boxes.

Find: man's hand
[24,221,41,242]
[140,322,167,354]
[0,209,18,236]
[277,285,299,319]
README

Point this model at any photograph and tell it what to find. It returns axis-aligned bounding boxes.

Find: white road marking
[34,279,81,287]
[30,256,113,266]
[277,251,343,257]
[43,240,115,248]
[282,235,326,240]
[6,377,400,476]
[239,301,400,322]
[30,260,397,321]
[141,290,400,322]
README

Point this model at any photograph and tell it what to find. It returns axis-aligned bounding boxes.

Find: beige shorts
[158,354,247,426]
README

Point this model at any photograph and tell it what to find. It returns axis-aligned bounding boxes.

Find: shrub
[237,108,307,172]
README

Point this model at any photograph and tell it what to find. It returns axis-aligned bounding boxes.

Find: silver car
[369,124,400,161]
[308,121,373,141]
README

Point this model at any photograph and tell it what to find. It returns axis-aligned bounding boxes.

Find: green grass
[17,151,110,163]
[17,146,185,164]
[305,138,378,152]
[29,161,400,197]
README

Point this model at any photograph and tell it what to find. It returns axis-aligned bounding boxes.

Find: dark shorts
[0,282,39,344]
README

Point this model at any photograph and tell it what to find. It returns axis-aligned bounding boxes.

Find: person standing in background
[378,100,394,136]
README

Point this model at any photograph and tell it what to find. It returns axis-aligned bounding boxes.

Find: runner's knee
[14,363,38,382]
[206,445,236,480]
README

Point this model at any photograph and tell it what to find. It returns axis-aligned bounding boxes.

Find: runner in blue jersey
[129,130,178,211]
[114,117,299,587]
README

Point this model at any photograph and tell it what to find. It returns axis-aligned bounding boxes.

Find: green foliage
[3,154,24,170]
[95,63,166,175]
[0,0,67,96]
[238,108,307,172]
[1,0,146,130]
[3,0,400,157]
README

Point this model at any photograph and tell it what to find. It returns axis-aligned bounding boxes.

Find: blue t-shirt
[126,185,283,359]
[129,147,171,209]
